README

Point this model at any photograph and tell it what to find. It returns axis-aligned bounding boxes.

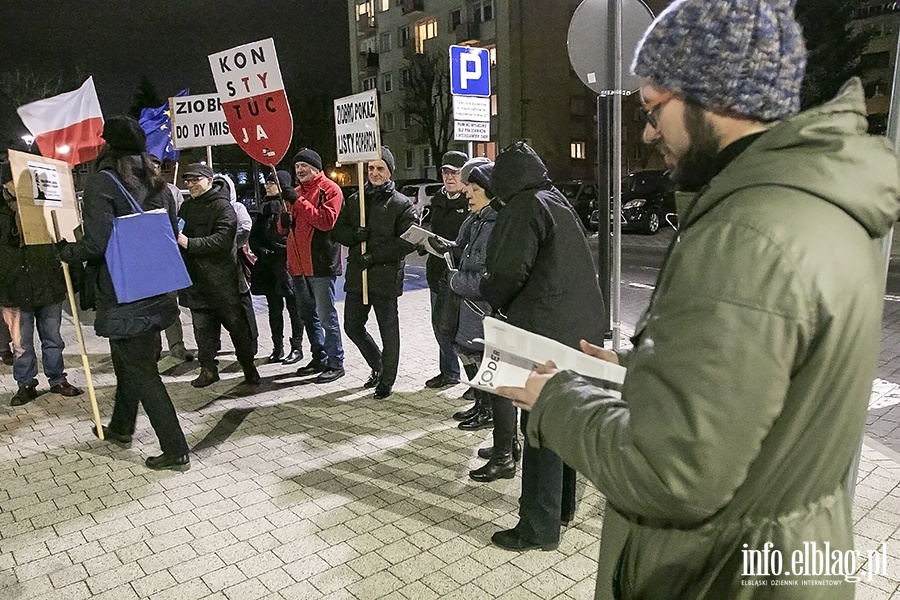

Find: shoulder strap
[100,170,143,215]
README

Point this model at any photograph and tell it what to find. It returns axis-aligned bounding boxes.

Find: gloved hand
[351,252,376,270]
[55,239,69,252]
[416,246,429,257]
[426,236,456,255]
[279,212,293,229]
[353,227,371,243]
[281,188,298,203]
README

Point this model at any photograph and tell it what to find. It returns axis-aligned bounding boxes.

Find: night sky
[0,0,351,148]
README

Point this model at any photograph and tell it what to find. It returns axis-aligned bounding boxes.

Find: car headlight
[623,199,646,210]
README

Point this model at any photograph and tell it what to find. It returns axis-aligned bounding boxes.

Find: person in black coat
[58,116,190,471]
[249,170,305,364]
[481,141,606,551]
[177,163,260,388]
[422,150,469,390]
[0,161,82,406]
[331,147,417,399]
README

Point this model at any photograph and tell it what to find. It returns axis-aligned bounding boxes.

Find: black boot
[453,403,479,421]
[478,437,522,462]
[282,338,303,365]
[267,339,284,364]
[459,403,493,431]
[469,451,516,482]
[241,362,261,385]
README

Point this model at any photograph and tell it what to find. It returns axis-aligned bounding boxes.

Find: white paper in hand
[400,225,444,257]
[466,317,626,397]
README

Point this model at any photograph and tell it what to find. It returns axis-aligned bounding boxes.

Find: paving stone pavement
[2,268,900,598]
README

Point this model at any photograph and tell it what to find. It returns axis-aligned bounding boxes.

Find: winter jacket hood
[489,142,552,204]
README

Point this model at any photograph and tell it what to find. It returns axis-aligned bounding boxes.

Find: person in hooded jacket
[58,116,190,471]
[177,163,260,388]
[499,2,900,598]
[332,147,417,399]
[480,141,606,552]
[250,169,307,365]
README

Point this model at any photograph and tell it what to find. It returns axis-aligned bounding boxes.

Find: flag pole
[51,211,103,440]
[358,162,368,306]
[206,146,213,170]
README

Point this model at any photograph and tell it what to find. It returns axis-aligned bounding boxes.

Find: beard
[670,103,723,193]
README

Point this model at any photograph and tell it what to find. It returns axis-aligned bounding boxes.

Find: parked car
[589,169,677,235]
[555,180,598,231]
[399,182,443,223]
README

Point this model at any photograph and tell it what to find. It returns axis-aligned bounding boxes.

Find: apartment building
[853,1,900,133]
[346,0,598,182]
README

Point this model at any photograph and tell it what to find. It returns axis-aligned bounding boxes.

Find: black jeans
[108,331,188,456]
[266,292,303,348]
[516,410,577,544]
[192,302,257,371]
[343,293,400,387]
[463,359,517,452]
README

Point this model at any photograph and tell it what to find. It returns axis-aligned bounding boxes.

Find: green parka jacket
[529,79,900,599]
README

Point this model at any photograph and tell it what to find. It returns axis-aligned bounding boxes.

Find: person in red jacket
[278,148,346,383]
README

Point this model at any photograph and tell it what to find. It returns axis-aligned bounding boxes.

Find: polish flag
[17,77,105,166]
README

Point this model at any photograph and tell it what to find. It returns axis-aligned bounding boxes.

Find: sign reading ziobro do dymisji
[208,38,292,164]
[333,90,381,164]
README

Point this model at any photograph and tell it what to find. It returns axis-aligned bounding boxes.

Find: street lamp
[21,134,34,152]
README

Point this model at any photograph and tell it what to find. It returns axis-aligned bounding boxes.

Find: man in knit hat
[332,147,417,399]
[499,1,900,598]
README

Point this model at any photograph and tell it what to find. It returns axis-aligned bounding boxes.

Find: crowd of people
[5,0,900,595]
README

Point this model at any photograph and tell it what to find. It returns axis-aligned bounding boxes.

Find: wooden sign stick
[51,211,103,440]
[357,162,368,306]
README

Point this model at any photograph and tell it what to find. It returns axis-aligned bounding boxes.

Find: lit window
[415,18,438,53]
[488,46,497,66]
[381,73,393,93]
[362,76,377,91]
[571,141,586,160]
[379,0,389,11]
[473,142,497,160]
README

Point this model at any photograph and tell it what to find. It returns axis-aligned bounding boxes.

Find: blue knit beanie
[632,0,807,121]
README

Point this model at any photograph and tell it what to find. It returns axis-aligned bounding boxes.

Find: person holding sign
[57,116,189,471]
[332,147,417,399]
[177,163,260,388]
[278,148,346,384]
[0,162,83,406]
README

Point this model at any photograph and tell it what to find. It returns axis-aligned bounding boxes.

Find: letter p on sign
[450,45,490,97]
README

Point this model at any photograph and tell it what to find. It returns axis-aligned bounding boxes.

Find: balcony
[356,15,376,35]
[361,50,379,72]
[455,21,481,45]
[401,0,424,15]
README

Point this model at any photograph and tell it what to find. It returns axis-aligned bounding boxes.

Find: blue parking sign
[450,45,491,97]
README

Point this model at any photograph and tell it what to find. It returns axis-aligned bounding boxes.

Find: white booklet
[400,224,443,257]
[466,317,626,397]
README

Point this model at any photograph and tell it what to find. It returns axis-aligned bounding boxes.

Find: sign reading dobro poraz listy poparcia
[333,90,381,164]
[208,38,293,164]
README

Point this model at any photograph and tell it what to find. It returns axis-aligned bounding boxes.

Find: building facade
[346,0,599,183]
[853,1,900,133]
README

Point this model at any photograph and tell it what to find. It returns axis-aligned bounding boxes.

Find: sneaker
[10,385,36,406]
[314,367,346,384]
[191,369,220,388]
[425,373,459,389]
[145,453,190,472]
[296,360,328,376]
[49,381,83,397]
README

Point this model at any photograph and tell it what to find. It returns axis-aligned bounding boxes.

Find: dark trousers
[462,360,516,452]
[108,331,188,456]
[266,292,303,348]
[192,302,257,371]
[517,410,577,544]
[343,293,400,387]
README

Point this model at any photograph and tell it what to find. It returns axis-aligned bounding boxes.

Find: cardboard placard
[7,150,81,244]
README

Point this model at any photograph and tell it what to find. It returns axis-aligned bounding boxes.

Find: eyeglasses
[441,169,460,177]
[640,91,675,129]
[183,176,204,184]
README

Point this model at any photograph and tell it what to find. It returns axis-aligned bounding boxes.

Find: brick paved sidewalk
[2,285,900,599]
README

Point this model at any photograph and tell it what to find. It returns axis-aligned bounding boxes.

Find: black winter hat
[379,146,395,174]
[266,169,293,189]
[101,116,147,155]
[0,162,11,185]
[292,148,322,171]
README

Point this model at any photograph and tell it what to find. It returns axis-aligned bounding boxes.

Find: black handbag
[431,275,460,338]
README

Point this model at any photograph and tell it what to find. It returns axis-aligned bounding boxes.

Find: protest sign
[208,38,292,164]
[334,90,381,163]
[7,150,80,245]
[467,317,627,395]
[170,93,235,149]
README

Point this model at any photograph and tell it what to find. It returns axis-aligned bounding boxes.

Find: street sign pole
[450,45,492,152]
[611,0,623,351]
